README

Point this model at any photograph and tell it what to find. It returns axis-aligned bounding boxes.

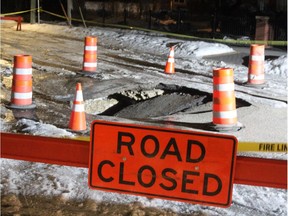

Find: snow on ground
[1,22,287,215]
[17,23,288,106]
[265,55,288,77]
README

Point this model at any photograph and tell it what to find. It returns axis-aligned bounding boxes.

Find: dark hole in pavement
[100,83,251,119]
[242,55,281,67]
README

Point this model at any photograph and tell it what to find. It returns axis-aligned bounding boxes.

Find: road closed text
[97,132,222,197]
[89,121,237,207]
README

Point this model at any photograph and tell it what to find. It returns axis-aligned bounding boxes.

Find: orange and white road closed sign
[89,120,238,208]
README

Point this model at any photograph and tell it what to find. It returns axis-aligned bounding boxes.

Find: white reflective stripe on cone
[250,55,265,61]
[213,110,237,118]
[85,46,97,51]
[169,50,174,56]
[167,58,174,63]
[73,104,85,112]
[14,68,32,75]
[75,91,83,101]
[84,62,97,67]
[249,74,265,80]
[214,83,235,91]
[13,92,32,99]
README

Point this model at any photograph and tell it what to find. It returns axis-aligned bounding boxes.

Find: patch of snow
[265,55,288,77]
[14,119,75,137]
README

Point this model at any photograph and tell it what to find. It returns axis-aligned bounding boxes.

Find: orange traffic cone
[247,44,265,86]
[82,36,97,73]
[212,68,241,131]
[164,46,175,74]
[69,83,87,131]
[7,55,36,109]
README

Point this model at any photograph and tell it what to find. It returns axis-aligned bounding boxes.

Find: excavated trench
[99,84,211,118]
[86,83,251,120]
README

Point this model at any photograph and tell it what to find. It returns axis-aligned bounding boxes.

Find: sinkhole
[85,83,251,119]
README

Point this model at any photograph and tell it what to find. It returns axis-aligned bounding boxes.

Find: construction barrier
[1,132,286,190]
[68,83,86,131]
[247,44,265,85]
[164,46,175,74]
[82,36,97,73]
[7,55,36,109]
[0,16,23,31]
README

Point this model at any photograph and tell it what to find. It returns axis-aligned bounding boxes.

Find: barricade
[247,44,265,86]
[69,83,87,131]
[1,132,287,190]
[0,16,23,31]
[164,46,175,74]
[7,55,36,109]
[82,36,97,73]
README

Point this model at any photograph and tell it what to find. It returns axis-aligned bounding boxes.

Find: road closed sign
[89,120,238,208]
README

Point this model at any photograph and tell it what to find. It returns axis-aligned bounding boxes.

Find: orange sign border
[89,120,237,208]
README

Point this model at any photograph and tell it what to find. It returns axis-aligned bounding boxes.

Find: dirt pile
[1,194,206,216]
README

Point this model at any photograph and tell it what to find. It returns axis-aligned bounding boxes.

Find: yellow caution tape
[1,8,38,16]
[72,136,287,153]
[41,9,103,26]
[41,10,68,20]
[237,142,287,153]
[1,8,287,46]
[39,10,287,47]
